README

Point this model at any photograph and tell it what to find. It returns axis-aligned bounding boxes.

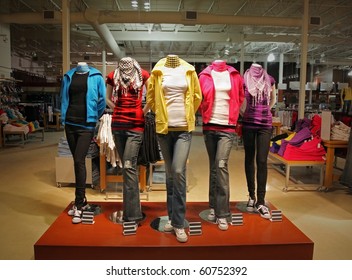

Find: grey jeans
[114,130,143,222]
[157,131,192,229]
[204,130,235,218]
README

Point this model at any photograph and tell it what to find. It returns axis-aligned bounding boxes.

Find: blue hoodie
[60,66,106,128]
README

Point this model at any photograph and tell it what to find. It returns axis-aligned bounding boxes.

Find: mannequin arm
[105,84,115,110]
[269,85,277,109]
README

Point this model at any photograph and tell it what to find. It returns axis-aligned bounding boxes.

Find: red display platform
[34,201,314,260]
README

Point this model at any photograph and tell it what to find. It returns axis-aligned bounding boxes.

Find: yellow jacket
[342,87,352,102]
[146,58,202,134]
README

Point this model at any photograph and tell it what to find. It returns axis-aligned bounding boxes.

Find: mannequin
[146,55,202,242]
[76,62,90,74]
[241,63,276,220]
[341,84,352,114]
[199,59,244,230]
[105,57,150,223]
[61,62,106,224]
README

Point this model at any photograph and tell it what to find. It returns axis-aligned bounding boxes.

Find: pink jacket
[199,64,244,125]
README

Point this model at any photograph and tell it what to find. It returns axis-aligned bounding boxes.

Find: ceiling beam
[0,11,301,27]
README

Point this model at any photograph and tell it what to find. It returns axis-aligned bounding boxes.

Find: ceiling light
[267,53,275,62]
[348,70,352,76]
[144,0,151,11]
[131,1,138,8]
[320,53,326,63]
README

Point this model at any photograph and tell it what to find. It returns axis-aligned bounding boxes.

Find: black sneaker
[246,198,255,212]
[255,204,271,219]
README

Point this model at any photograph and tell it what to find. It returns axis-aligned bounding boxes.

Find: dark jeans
[203,130,235,218]
[242,127,272,206]
[114,130,143,222]
[157,131,192,229]
[65,124,94,208]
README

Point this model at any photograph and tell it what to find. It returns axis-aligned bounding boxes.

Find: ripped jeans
[203,130,235,219]
[114,130,143,222]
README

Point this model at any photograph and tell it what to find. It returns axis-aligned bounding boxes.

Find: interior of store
[1,0,352,260]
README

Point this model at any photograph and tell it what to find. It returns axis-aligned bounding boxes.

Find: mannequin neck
[76,62,90,74]
[164,55,181,68]
[251,63,262,68]
[212,60,227,72]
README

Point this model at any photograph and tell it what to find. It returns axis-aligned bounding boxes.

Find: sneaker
[71,206,82,224]
[255,204,271,219]
[68,199,88,216]
[207,208,215,221]
[164,220,173,232]
[174,228,188,243]
[217,218,229,231]
[246,198,255,212]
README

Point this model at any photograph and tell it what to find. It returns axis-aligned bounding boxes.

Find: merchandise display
[198,59,244,230]
[105,57,150,223]
[241,63,276,219]
[146,54,202,243]
[60,62,106,224]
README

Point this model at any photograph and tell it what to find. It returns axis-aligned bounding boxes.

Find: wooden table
[322,139,348,189]
[272,122,282,136]
[43,112,62,131]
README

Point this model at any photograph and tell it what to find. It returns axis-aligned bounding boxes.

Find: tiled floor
[0,128,352,260]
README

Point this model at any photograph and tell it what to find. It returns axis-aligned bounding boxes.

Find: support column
[279,53,284,84]
[62,0,70,74]
[240,35,244,75]
[102,49,106,78]
[298,0,309,119]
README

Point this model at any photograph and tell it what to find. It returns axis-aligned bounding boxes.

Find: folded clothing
[283,136,326,161]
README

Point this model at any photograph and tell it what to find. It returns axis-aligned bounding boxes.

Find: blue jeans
[157,131,192,229]
[114,130,143,222]
[242,127,272,206]
[65,124,94,208]
[203,130,235,218]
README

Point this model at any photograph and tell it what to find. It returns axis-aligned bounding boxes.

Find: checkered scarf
[113,57,143,95]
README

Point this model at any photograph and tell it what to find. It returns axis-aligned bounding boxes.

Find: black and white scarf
[113,57,143,95]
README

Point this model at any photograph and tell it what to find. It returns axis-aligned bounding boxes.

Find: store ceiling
[1,0,352,75]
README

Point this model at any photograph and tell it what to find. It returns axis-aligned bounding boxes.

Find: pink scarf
[211,60,227,72]
[244,64,272,105]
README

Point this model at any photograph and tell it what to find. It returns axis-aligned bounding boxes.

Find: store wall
[0,24,11,79]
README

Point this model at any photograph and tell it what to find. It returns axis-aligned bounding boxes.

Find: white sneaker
[217,218,229,231]
[71,206,82,224]
[255,205,271,219]
[164,220,173,232]
[174,228,188,243]
[207,208,215,221]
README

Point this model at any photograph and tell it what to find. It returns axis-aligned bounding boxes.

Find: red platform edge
[34,201,314,260]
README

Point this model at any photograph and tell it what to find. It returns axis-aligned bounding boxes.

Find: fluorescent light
[267,53,275,62]
[131,0,138,8]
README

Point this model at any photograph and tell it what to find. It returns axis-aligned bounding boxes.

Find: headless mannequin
[212,60,228,72]
[252,62,262,68]
[246,62,276,109]
[164,55,181,68]
[76,62,90,74]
